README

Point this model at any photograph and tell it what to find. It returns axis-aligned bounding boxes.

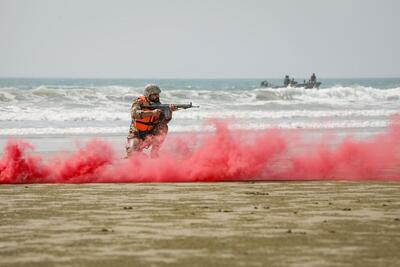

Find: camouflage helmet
[144,84,161,98]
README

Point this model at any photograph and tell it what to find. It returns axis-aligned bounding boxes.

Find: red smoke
[1,119,400,184]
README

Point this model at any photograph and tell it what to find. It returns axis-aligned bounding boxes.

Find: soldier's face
[149,93,160,102]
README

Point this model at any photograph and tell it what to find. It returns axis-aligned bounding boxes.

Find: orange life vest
[133,96,160,132]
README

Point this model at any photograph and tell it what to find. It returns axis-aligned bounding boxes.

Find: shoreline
[0,127,386,155]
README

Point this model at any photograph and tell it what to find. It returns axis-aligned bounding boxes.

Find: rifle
[146,102,199,122]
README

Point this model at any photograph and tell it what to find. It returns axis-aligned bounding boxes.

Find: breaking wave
[1,85,400,104]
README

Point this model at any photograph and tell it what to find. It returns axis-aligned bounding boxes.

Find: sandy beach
[1,182,399,267]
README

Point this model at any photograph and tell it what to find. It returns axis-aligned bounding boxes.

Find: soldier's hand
[169,104,177,112]
[152,109,162,118]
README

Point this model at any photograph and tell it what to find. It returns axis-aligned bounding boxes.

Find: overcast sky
[0,0,399,78]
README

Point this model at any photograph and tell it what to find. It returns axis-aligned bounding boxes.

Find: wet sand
[0,182,400,267]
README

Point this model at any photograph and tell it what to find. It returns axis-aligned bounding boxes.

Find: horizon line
[1,76,400,80]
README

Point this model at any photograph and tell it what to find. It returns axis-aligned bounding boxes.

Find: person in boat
[290,78,297,86]
[126,84,177,158]
[310,73,317,84]
[260,80,269,87]
[283,75,290,87]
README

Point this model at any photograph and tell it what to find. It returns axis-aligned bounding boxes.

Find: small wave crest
[0,106,396,122]
[0,119,389,136]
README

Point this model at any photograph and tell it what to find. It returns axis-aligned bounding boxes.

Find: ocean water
[1,78,400,137]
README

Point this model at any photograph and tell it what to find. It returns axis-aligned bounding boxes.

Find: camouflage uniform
[126,84,169,158]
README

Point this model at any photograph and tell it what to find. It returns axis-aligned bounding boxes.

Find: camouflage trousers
[126,124,168,158]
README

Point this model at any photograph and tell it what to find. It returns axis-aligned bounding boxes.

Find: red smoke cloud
[1,119,400,184]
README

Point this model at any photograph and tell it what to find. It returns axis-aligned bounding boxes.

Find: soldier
[283,75,290,87]
[310,73,317,83]
[126,84,176,158]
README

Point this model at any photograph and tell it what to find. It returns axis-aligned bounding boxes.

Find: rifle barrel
[149,103,199,109]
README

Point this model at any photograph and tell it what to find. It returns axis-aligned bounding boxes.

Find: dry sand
[0,182,400,267]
